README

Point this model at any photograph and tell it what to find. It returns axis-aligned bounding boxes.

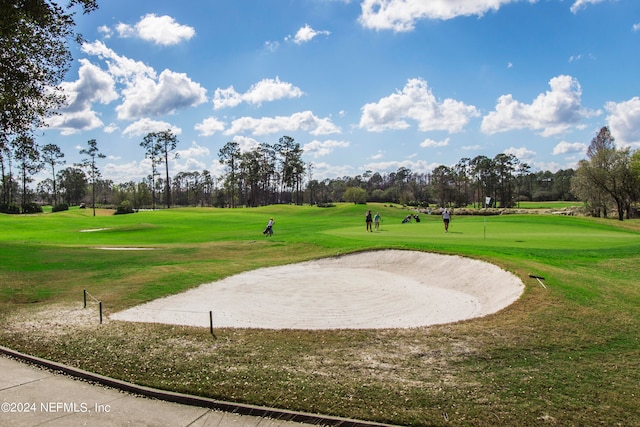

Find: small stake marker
[209,310,217,339]
[529,274,547,289]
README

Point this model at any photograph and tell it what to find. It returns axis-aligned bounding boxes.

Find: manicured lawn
[1,204,639,426]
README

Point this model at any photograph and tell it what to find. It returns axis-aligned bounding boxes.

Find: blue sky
[37,0,640,183]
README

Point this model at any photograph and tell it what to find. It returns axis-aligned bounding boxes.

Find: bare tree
[78,139,105,216]
[140,130,178,208]
[218,141,240,208]
[13,134,42,212]
[0,135,13,205]
[494,153,518,208]
[275,136,304,204]
[42,143,65,205]
[140,133,162,209]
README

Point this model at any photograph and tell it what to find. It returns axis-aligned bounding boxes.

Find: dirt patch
[4,304,103,336]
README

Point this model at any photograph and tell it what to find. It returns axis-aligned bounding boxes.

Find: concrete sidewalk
[0,355,307,427]
[0,349,397,427]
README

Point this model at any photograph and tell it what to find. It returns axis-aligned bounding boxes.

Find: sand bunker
[111,250,524,330]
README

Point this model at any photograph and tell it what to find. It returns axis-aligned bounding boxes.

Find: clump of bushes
[0,203,20,214]
[114,200,135,215]
[52,203,69,212]
[316,202,336,208]
[21,203,43,214]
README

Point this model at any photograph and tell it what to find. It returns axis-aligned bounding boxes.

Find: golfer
[442,208,451,233]
[263,217,274,236]
[373,212,381,231]
[365,210,373,232]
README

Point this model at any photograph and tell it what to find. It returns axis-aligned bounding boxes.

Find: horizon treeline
[2,127,638,220]
[1,134,575,211]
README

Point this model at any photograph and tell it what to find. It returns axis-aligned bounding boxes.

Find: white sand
[110,250,524,330]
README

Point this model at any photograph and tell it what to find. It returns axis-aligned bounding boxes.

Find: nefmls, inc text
[40,402,111,413]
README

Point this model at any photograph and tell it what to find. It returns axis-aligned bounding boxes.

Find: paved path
[0,350,396,427]
[0,355,308,427]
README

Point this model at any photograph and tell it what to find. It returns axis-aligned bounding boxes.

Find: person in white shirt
[442,208,451,233]
[263,217,274,236]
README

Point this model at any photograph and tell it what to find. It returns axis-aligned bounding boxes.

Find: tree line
[3,126,638,220]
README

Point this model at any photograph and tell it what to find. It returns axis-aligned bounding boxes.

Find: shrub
[0,203,20,214]
[52,203,69,212]
[114,200,135,215]
[343,187,367,204]
[22,203,43,214]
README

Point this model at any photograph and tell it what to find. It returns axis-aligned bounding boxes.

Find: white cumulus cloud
[104,123,119,134]
[504,147,536,162]
[310,162,356,181]
[46,110,104,136]
[286,24,331,44]
[420,137,450,148]
[82,41,155,82]
[116,14,195,45]
[213,77,304,109]
[228,135,262,153]
[122,118,181,137]
[359,78,479,133]
[359,0,519,32]
[225,111,341,136]
[303,139,351,157]
[605,97,640,147]
[176,141,210,160]
[116,69,207,120]
[553,141,587,155]
[570,0,608,14]
[103,160,148,183]
[358,0,606,31]
[195,117,226,136]
[82,41,206,120]
[46,59,118,135]
[481,75,599,137]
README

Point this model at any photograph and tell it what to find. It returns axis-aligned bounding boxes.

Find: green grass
[1,203,639,426]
